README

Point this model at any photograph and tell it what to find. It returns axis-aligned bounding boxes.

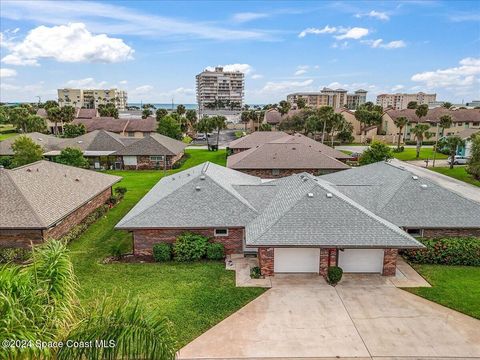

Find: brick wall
[236,168,341,179]
[43,188,112,240]
[422,228,480,238]
[319,248,337,277]
[0,229,43,248]
[258,247,274,276]
[132,227,244,256]
[382,248,398,276]
[123,152,184,170]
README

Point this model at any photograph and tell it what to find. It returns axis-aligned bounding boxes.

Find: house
[0,160,121,247]
[228,131,288,153]
[36,108,98,133]
[115,162,423,277]
[453,128,479,157]
[72,117,156,137]
[227,142,349,178]
[0,132,64,156]
[321,161,480,238]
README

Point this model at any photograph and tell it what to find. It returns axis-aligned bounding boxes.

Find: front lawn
[69,149,265,348]
[392,147,447,161]
[405,264,480,319]
[429,166,480,187]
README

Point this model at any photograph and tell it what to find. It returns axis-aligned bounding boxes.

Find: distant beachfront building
[287,88,367,110]
[57,88,128,111]
[196,66,244,117]
[376,92,436,110]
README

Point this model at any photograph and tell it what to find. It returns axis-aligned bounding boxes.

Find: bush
[0,247,31,264]
[402,237,480,266]
[114,186,127,198]
[106,195,119,206]
[327,266,343,285]
[59,204,108,243]
[206,243,224,260]
[393,146,404,153]
[171,153,191,169]
[110,242,124,260]
[182,135,193,144]
[153,243,172,262]
[359,141,393,165]
[250,266,261,279]
[173,232,208,261]
[0,156,12,169]
[405,140,436,146]
[234,130,245,139]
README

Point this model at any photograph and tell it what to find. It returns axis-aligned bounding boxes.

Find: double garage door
[273,248,384,273]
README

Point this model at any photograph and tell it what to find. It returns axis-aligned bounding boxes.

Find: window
[406,228,423,237]
[127,132,135,137]
[214,228,228,237]
[150,155,164,161]
[272,169,280,176]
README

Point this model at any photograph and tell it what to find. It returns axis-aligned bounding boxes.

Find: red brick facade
[422,228,480,238]
[382,248,398,276]
[235,168,341,179]
[132,227,244,256]
[122,152,184,170]
[319,248,338,277]
[258,247,274,276]
[0,229,43,248]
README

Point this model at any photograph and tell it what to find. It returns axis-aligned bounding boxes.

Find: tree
[43,100,59,110]
[185,109,197,130]
[336,122,354,143]
[176,104,186,116]
[259,123,272,131]
[46,106,63,135]
[56,147,89,168]
[63,123,86,138]
[11,135,44,167]
[442,102,453,109]
[411,123,430,158]
[393,116,409,149]
[24,115,48,133]
[98,103,119,118]
[156,108,168,121]
[359,141,393,165]
[415,104,429,122]
[0,240,176,360]
[196,117,214,147]
[407,101,418,109]
[355,102,383,141]
[432,114,453,167]
[295,97,307,109]
[467,133,480,180]
[444,135,466,169]
[278,100,291,116]
[142,109,153,119]
[9,106,31,132]
[210,115,227,148]
[157,114,182,140]
[61,105,76,126]
[0,106,10,124]
[328,112,346,147]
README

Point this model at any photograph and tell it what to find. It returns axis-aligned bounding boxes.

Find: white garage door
[274,248,320,273]
[338,249,384,273]
[123,156,137,166]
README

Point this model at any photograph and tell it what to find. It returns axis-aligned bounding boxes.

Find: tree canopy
[63,123,87,138]
[467,133,480,180]
[359,141,393,165]
[56,147,90,168]
[11,135,44,167]
[157,114,182,140]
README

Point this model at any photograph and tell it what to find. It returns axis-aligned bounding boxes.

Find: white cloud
[298,25,337,38]
[362,38,406,49]
[0,68,17,78]
[335,27,369,40]
[294,69,307,76]
[205,64,252,74]
[0,81,56,103]
[232,12,268,23]
[355,10,390,21]
[119,80,128,85]
[1,23,134,66]
[411,57,480,93]
[251,74,264,79]
[261,79,314,93]
[391,84,405,92]
[65,78,108,88]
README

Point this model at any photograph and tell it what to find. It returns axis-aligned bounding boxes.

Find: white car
[447,155,469,165]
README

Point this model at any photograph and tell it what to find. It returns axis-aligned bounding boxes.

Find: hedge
[153,243,172,262]
[402,237,480,266]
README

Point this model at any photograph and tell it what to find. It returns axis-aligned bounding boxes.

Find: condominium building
[286,88,367,109]
[376,92,436,110]
[57,88,128,111]
[196,66,244,114]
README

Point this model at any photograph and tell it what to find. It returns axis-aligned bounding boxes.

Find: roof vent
[75,178,80,182]
[200,175,206,180]
[26,168,31,172]
[195,186,201,191]
[77,140,83,143]
[420,184,428,189]
[412,176,419,180]
[307,193,314,198]
[326,193,333,198]
[302,177,308,182]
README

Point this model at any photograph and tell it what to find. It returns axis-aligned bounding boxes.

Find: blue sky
[0,0,479,104]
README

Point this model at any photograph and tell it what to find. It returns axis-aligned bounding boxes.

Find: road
[190,129,236,147]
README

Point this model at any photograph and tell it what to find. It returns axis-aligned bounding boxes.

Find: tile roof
[227,142,350,170]
[115,133,187,156]
[264,109,303,125]
[75,108,98,119]
[270,133,351,159]
[385,108,480,124]
[320,161,480,228]
[0,132,64,156]
[455,128,480,140]
[0,161,121,229]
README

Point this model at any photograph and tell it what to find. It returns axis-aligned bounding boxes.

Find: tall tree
[24,115,48,133]
[0,106,10,124]
[46,106,63,135]
[9,107,31,132]
[329,112,346,147]
[196,116,214,147]
[393,116,409,150]
[210,115,227,148]
[98,103,119,118]
[142,109,153,119]
[11,135,44,167]
[56,147,90,168]
[63,123,86,138]
[411,124,431,159]
[156,108,168,121]
[61,105,76,133]
[43,100,59,110]
[176,104,186,116]
[278,100,291,116]
[355,102,383,142]
[432,114,453,167]
[407,101,418,109]
[415,104,429,122]
[185,109,197,130]
[444,135,466,169]
[157,114,182,140]
[295,97,307,109]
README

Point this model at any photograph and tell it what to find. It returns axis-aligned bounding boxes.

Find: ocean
[128,103,197,110]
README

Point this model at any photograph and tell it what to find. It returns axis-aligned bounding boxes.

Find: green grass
[405,264,480,319]
[0,132,17,141]
[429,166,480,187]
[392,147,448,161]
[68,149,265,348]
[340,150,353,155]
[0,124,18,141]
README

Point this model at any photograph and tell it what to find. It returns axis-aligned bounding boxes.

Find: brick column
[382,249,398,276]
[329,249,337,267]
[258,247,274,276]
[319,249,330,277]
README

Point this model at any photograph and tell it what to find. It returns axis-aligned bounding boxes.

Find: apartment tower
[57,88,128,111]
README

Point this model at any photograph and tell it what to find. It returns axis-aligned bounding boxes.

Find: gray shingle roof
[0,161,121,229]
[320,161,480,228]
[115,133,187,156]
[0,132,64,156]
[228,131,288,149]
[58,130,128,152]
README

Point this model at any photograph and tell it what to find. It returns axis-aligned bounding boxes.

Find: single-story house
[72,117,157,138]
[227,142,349,178]
[37,108,98,134]
[228,131,289,153]
[321,161,480,238]
[0,132,64,156]
[115,162,423,277]
[0,160,121,247]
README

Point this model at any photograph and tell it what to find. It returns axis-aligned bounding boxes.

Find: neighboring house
[115,162,423,277]
[0,132,64,156]
[36,108,98,134]
[321,161,480,238]
[72,117,156,137]
[263,109,303,130]
[227,142,349,178]
[453,128,480,157]
[0,160,121,247]
[228,131,288,153]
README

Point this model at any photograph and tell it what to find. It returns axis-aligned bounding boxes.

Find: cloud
[65,78,108,88]
[362,39,406,49]
[391,84,405,92]
[119,80,128,85]
[449,13,480,22]
[0,81,57,103]
[1,23,134,66]
[355,10,390,21]
[261,79,314,93]
[411,58,480,93]
[294,65,309,76]
[251,74,264,79]
[335,27,369,40]
[298,25,337,38]
[205,64,252,74]
[232,12,268,23]
[0,68,17,78]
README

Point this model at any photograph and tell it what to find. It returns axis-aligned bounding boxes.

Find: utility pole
[35,96,41,105]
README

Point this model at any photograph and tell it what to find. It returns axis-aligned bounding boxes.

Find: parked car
[349,152,361,161]
[447,155,469,165]
[195,134,207,141]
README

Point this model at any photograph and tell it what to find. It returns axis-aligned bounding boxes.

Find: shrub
[114,186,127,198]
[402,237,480,266]
[173,232,208,261]
[106,195,119,206]
[153,243,172,262]
[0,156,13,169]
[393,146,404,153]
[171,153,191,169]
[206,243,224,260]
[59,204,108,243]
[234,131,245,139]
[182,135,193,144]
[0,247,31,264]
[250,266,261,279]
[359,141,393,165]
[327,266,343,285]
[110,242,124,260]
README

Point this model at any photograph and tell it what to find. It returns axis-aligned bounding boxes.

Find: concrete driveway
[179,275,480,359]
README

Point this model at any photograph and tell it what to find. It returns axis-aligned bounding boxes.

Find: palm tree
[210,115,227,148]
[432,114,453,167]
[0,240,176,360]
[393,116,409,150]
[46,106,63,135]
[196,116,213,147]
[278,100,291,116]
[415,104,429,123]
[329,113,346,147]
[411,124,431,159]
[445,135,466,169]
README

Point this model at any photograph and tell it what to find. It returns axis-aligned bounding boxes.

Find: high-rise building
[196,67,244,115]
[376,92,436,110]
[57,88,128,110]
[286,88,367,109]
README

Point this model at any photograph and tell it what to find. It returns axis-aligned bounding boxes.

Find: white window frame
[214,228,229,237]
[150,155,164,161]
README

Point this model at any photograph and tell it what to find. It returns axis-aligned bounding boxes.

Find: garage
[274,248,320,273]
[338,249,384,273]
